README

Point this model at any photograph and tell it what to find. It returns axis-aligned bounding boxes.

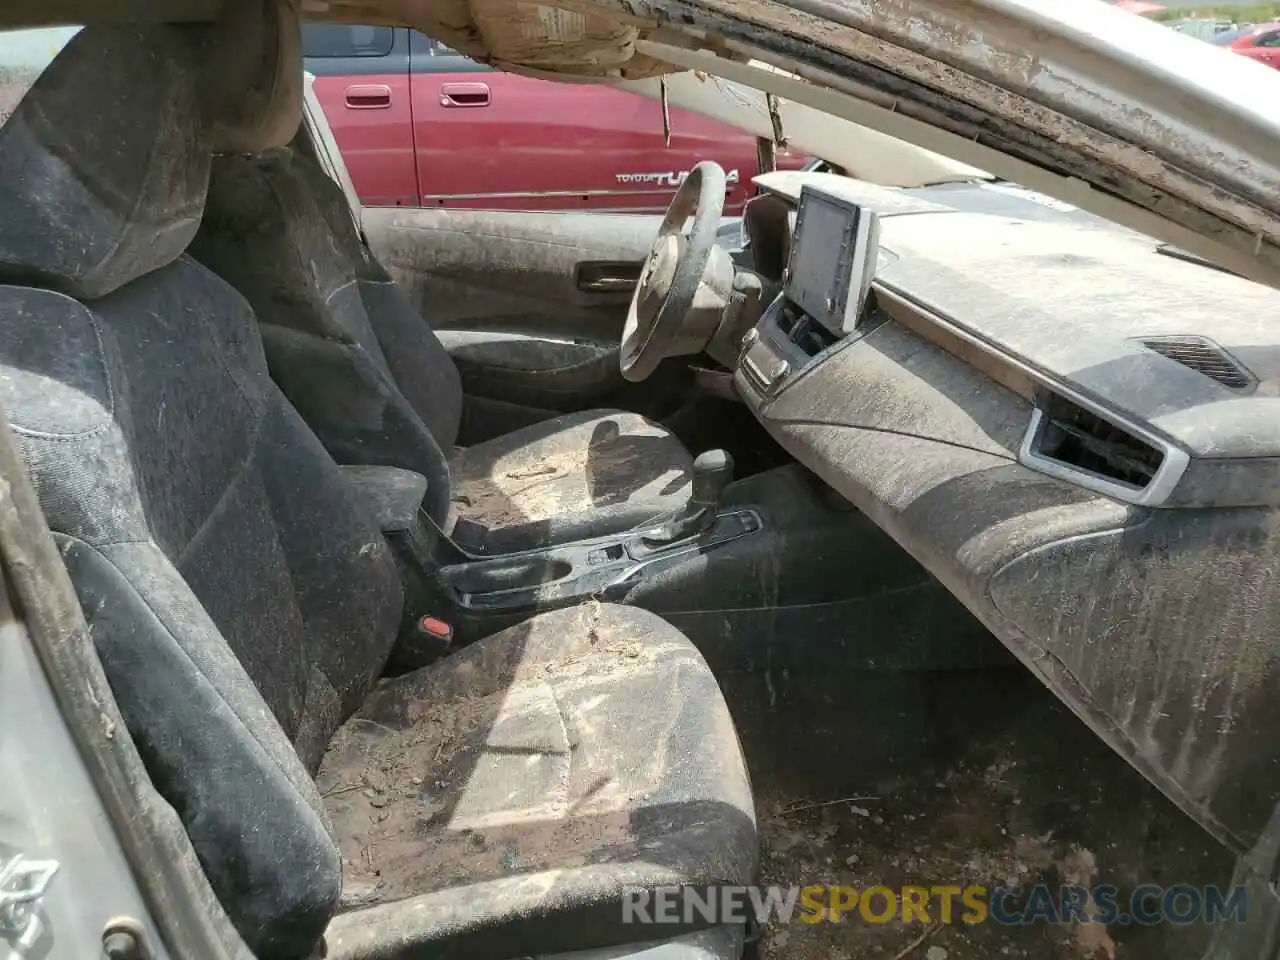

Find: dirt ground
[719,666,1234,960]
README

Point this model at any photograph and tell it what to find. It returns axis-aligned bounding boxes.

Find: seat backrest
[0,15,402,958]
[191,146,462,524]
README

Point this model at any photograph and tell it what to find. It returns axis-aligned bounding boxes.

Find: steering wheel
[620,161,730,382]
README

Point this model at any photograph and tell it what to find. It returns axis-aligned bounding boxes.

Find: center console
[438,509,761,615]
[369,464,997,680]
[737,185,887,402]
[371,452,774,661]
[437,448,757,621]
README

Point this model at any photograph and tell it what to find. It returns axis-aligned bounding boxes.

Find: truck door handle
[440,82,490,107]
[344,84,392,109]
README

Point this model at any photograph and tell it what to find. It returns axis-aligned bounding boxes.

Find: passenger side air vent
[1031,393,1164,490]
[1138,336,1253,391]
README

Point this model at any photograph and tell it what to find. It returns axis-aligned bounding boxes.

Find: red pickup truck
[302,23,801,214]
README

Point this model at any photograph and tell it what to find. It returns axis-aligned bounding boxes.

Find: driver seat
[191,146,694,555]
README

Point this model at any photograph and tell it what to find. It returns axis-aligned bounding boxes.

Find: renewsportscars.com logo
[621,884,1248,927]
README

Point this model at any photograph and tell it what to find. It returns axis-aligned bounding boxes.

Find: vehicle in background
[302,23,805,214]
[1170,18,1245,42]
[1215,21,1280,68]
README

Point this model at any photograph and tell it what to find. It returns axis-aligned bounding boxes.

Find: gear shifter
[643,449,734,546]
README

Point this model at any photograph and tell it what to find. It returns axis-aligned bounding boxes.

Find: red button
[420,616,452,638]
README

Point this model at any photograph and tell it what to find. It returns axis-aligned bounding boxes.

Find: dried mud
[721,667,1233,960]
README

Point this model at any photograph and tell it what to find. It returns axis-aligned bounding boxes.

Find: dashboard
[732,172,1280,860]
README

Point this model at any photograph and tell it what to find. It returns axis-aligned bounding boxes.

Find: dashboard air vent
[1139,336,1253,390]
[775,302,837,357]
[1033,393,1163,490]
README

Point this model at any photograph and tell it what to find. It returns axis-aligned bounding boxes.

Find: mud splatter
[719,667,1232,960]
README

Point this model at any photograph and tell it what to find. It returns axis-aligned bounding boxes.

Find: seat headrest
[205,0,303,153]
[0,25,211,300]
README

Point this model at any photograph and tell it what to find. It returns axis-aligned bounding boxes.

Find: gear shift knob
[691,449,734,506]
[641,449,735,547]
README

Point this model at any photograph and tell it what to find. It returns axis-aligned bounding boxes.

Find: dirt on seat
[316,601,744,912]
[448,412,687,531]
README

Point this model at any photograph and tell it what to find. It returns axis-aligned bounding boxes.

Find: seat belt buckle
[390,613,456,670]
[414,615,454,657]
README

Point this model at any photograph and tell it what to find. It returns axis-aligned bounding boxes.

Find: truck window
[408,30,491,71]
[425,39,464,57]
[0,26,79,126]
[301,24,395,58]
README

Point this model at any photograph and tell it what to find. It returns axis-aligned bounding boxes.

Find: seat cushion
[449,409,693,554]
[318,602,756,959]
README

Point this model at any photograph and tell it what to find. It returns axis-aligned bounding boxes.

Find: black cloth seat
[0,17,753,960]
[191,148,693,554]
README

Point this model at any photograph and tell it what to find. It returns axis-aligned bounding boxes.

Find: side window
[1256,31,1280,47]
[409,32,450,56]
[409,31,492,73]
[0,26,79,126]
[301,24,395,58]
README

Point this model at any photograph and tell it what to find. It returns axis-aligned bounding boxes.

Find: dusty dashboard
[733,182,1280,871]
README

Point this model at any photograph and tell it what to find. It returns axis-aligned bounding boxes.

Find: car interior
[0,8,990,960]
[1,2,1278,960]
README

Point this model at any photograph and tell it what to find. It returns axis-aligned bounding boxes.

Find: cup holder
[443,554,574,595]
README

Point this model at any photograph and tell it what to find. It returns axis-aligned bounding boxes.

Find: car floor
[719,664,1234,960]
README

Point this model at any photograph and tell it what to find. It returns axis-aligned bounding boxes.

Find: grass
[1152,3,1280,21]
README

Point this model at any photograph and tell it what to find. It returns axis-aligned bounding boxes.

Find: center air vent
[1031,393,1164,490]
[775,302,837,357]
[1138,336,1254,391]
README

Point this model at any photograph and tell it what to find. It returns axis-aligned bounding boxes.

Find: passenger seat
[191,147,695,554]
[0,14,754,960]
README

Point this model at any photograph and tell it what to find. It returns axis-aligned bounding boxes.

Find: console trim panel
[439,509,764,614]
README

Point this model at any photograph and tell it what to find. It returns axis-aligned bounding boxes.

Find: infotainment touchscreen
[784,186,880,336]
